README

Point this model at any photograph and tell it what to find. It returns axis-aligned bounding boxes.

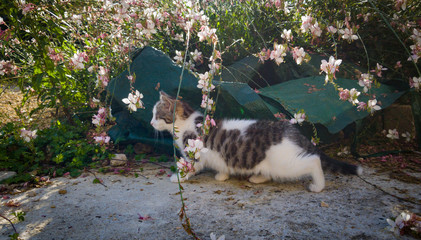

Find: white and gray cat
[150,91,362,192]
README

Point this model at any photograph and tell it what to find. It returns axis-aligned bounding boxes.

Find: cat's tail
[319,152,363,175]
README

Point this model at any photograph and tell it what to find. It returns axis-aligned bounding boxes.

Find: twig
[0,213,18,236]
[357,175,421,205]
[84,168,107,188]
[141,160,172,169]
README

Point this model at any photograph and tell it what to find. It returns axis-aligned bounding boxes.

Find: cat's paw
[249,175,270,184]
[214,173,229,181]
[308,183,324,193]
[170,174,187,183]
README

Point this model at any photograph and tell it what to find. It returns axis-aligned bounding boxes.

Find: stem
[0,213,18,235]
[171,28,200,239]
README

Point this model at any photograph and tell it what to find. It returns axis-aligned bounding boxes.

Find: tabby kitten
[150,91,362,192]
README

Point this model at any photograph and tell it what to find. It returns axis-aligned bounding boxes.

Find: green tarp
[107,47,406,150]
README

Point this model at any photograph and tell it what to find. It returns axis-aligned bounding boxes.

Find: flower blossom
[349,88,360,105]
[270,43,287,65]
[142,20,157,38]
[201,94,214,110]
[292,47,306,65]
[367,99,381,113]
[327,26,337,34]
[21,3,36,15]
[20,128,37,142]
[190,49,202,63]
[198,26,217,43]
[401,132,412,142]
[339,88,351,101]
[173,50,184,64]
[184,138,208,160]
[370,63,387,78]
[358,73,373,92]
[281,29,292,42]
[300,15,313,33]
[387,211,411,235]
[310,22,322,37]
[410,76,420,90]
[290,112,306,125]
[320,56,342,84]
[339,28,358,42]
[122,90,144,112]
[94,135,111,145]
[98,66,110,87]
[197,72,215,92]
[92,107,107,126]
[386,129,399,140]
[70,51,89,70]
[176,157,194,177]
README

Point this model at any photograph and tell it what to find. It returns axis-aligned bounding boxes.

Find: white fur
[152,104,326,192]
[221,119,256,135]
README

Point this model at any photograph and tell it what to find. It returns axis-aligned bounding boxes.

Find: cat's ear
[159,91,172,101]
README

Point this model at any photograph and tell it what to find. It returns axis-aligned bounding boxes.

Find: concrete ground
[0,163,420,240]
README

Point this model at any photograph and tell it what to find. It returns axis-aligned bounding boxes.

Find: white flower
[173,50,184,64]
[349,88,360,105]
[281,29,292,42]
[410,76,421,90]
[270,43,287,65]
[184,138,208,160]
[358,73,373,93]
[300,15,313,33]
[401,131,412,142]
[290,112,306,125]
[386,129,399,140]
[320,56,342,83]
[70,51,88,70]
[122,90,144,112]
[310,22,322,37]
[20,128,37,142]
[339,28,358,42]
[190,49,202,62]
[0,17,4,25]
[387,211,411,235]
[367,99,381,113]
[292,47,306,65]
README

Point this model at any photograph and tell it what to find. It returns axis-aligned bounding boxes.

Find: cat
[150,91,362,192]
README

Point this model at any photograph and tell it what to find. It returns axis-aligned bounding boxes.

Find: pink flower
[21,3,36,15]
[370,63,387,77]
[358,73,373,92]
[357,102,367,111]
[92,107,107,126]
[339,88,350,101]
[97,67,109,87]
